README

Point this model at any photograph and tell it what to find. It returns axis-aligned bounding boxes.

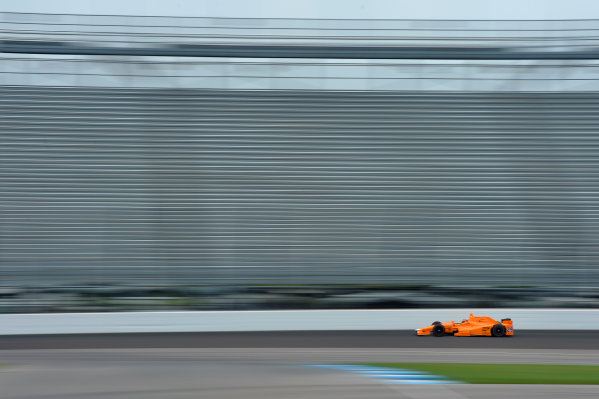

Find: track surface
[1,332,598,399]
[2,330,598,399]
[1,347,598,399]
[0,330,597,350]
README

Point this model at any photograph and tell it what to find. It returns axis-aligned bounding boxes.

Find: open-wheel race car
[416,313,514,337]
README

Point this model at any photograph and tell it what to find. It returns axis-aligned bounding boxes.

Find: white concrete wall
[0,309,597,335]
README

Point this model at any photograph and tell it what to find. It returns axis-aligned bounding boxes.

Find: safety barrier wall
[1,309,597,335]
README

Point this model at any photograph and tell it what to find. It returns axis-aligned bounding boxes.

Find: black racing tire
[491,323,507,337]
[432,321,441,325]
[432,324,445,337]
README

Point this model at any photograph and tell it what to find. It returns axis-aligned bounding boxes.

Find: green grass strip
[363,363,599,384]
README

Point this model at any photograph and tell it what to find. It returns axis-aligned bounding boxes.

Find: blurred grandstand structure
[1,12,599,312]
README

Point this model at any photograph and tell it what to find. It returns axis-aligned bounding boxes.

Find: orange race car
[416,313,514,337]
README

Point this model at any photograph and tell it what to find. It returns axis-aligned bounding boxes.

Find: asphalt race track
[0,332,598,399]
[0,330,597,350]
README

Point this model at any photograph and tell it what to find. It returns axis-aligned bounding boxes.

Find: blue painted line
[310,364,463,385]
[377,374,441,380]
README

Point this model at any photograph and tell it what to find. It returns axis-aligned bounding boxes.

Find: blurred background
[2,2,599,313]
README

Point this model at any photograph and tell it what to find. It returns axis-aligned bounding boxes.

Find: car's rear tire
[432,321,441,325]
[432,324,445,337]
[491,324,507,337]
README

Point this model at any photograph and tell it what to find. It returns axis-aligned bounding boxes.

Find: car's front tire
[432,324,445,337]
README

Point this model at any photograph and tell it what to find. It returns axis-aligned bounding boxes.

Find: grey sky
[3,0,599,20]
